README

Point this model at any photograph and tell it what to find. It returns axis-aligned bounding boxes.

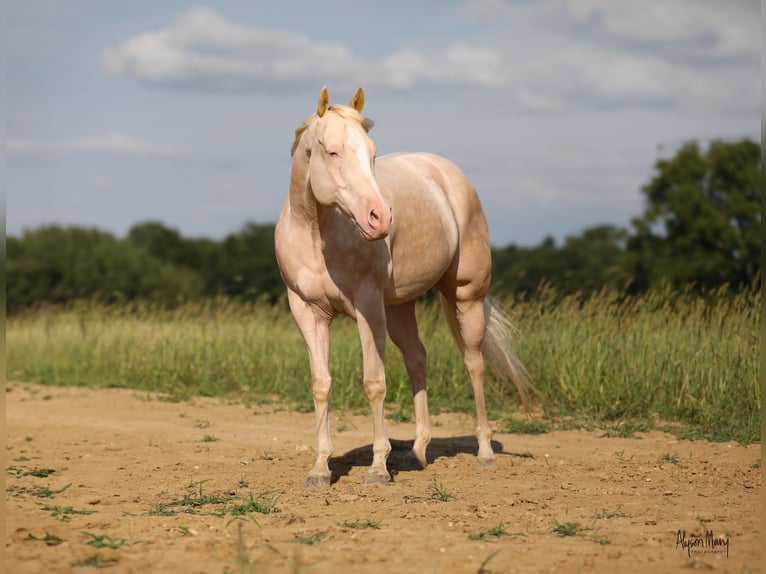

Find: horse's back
[375,152,492,303]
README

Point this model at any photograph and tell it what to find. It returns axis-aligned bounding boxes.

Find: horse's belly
[383,216,457,304]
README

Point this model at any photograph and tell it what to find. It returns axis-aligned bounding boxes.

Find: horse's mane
[291,105,375,157]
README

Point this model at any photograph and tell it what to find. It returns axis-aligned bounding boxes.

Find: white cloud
[383,44,509,90]
[516,47,707,112]
[546,0,759,60]
[102,8,356,89]
[102,7,509,91]
[6,133,182,157]
[516,41,760,114]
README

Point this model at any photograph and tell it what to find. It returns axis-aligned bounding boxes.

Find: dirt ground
[4,382,762,574]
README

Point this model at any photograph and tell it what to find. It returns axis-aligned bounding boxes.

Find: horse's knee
[363,378,386,402]
[311,376,332,403]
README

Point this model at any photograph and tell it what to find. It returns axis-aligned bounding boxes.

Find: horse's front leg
[287,290,334,489]
[355,293,392,484]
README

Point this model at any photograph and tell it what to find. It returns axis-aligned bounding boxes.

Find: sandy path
[5,382,761,573]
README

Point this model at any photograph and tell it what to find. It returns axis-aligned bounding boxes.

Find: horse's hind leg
[386,301,430,469]
[444,294,496,468]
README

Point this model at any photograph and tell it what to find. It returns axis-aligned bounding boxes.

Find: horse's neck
[287,155,318,227]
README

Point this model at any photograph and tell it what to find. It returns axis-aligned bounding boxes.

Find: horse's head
[295,86,393,241]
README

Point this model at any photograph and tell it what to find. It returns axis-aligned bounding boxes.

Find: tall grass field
[6,288,760,443]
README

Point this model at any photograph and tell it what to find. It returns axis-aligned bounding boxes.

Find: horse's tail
[440,295,539,411]
[482,298,540,411]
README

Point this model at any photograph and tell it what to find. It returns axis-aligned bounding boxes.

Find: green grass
[339,518,382,529]
[6,288,760,442]
[469,523,520,540]
[287,530,328,545]
[149,480,277,519]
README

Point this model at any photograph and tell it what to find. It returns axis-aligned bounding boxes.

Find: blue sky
[5,0,760,247]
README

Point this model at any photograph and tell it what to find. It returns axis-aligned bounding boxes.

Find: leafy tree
[6,225,201,312]
[491,225,629,297]
[207,223,282,300]
[627,139,761,291]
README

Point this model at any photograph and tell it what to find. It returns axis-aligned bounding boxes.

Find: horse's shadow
[328,436,526,484]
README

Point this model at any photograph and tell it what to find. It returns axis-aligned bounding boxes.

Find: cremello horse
[275,86,535,489]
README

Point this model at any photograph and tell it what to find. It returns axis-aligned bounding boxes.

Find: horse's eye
[328,150,339,157]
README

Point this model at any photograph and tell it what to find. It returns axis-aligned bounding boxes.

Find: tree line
[6,138,760,314]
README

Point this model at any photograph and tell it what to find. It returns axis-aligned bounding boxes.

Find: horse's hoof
[401,451,427,471]
[364,469,391,485]
[477,457,497,470]
[305,474,332,490]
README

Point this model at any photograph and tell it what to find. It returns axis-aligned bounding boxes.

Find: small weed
[26,467,56,478]
[340,518,381,530]
[26,532,65,546]
[201,434,219,443]
[229,492,278,516]
[504,418,550,435]
[150,482,276,518]
[427,476,455,502]
[71,553,119,568]
[81,531,137,549]
[31,483,72,499]
[477,549,502,574]
[178,525,194,536]
[551,519,581,537]
[751,460,761,469]
[660,452,680,465]
[233,523,258,574]
[41,505,96,521]
[237,476,249,488]
[593,508,628,519]
[600,419,652,438]
[14,456,33,462]
[551,519,610,545]
[469,523,517,540]
[613,450,635,462]
[288,530,327,545]
[149,502,175,516]
[259,452,276,460]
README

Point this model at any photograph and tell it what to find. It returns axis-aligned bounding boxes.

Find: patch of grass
[550,519,610,545]
[150,481,277,518]
[81,531,146,549]
[26,467,56,478]
[592,508,628,519]
[660,452,680,465]
[340,518,381,530]
[427,476,455,502]
[26,532,65,546]
[551,519,582,537]
[229,492,278,516]
[504,418,550,435]
[600,419,653,438]
[288,530,327,545]
[71,554,119,568]
[6,289,760,443]
[30,483,72,499]
[41,504,96,521]
[469,523,520,540]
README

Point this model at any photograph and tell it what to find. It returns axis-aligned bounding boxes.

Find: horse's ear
[317,86,330,117]
[349,86,365,113]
